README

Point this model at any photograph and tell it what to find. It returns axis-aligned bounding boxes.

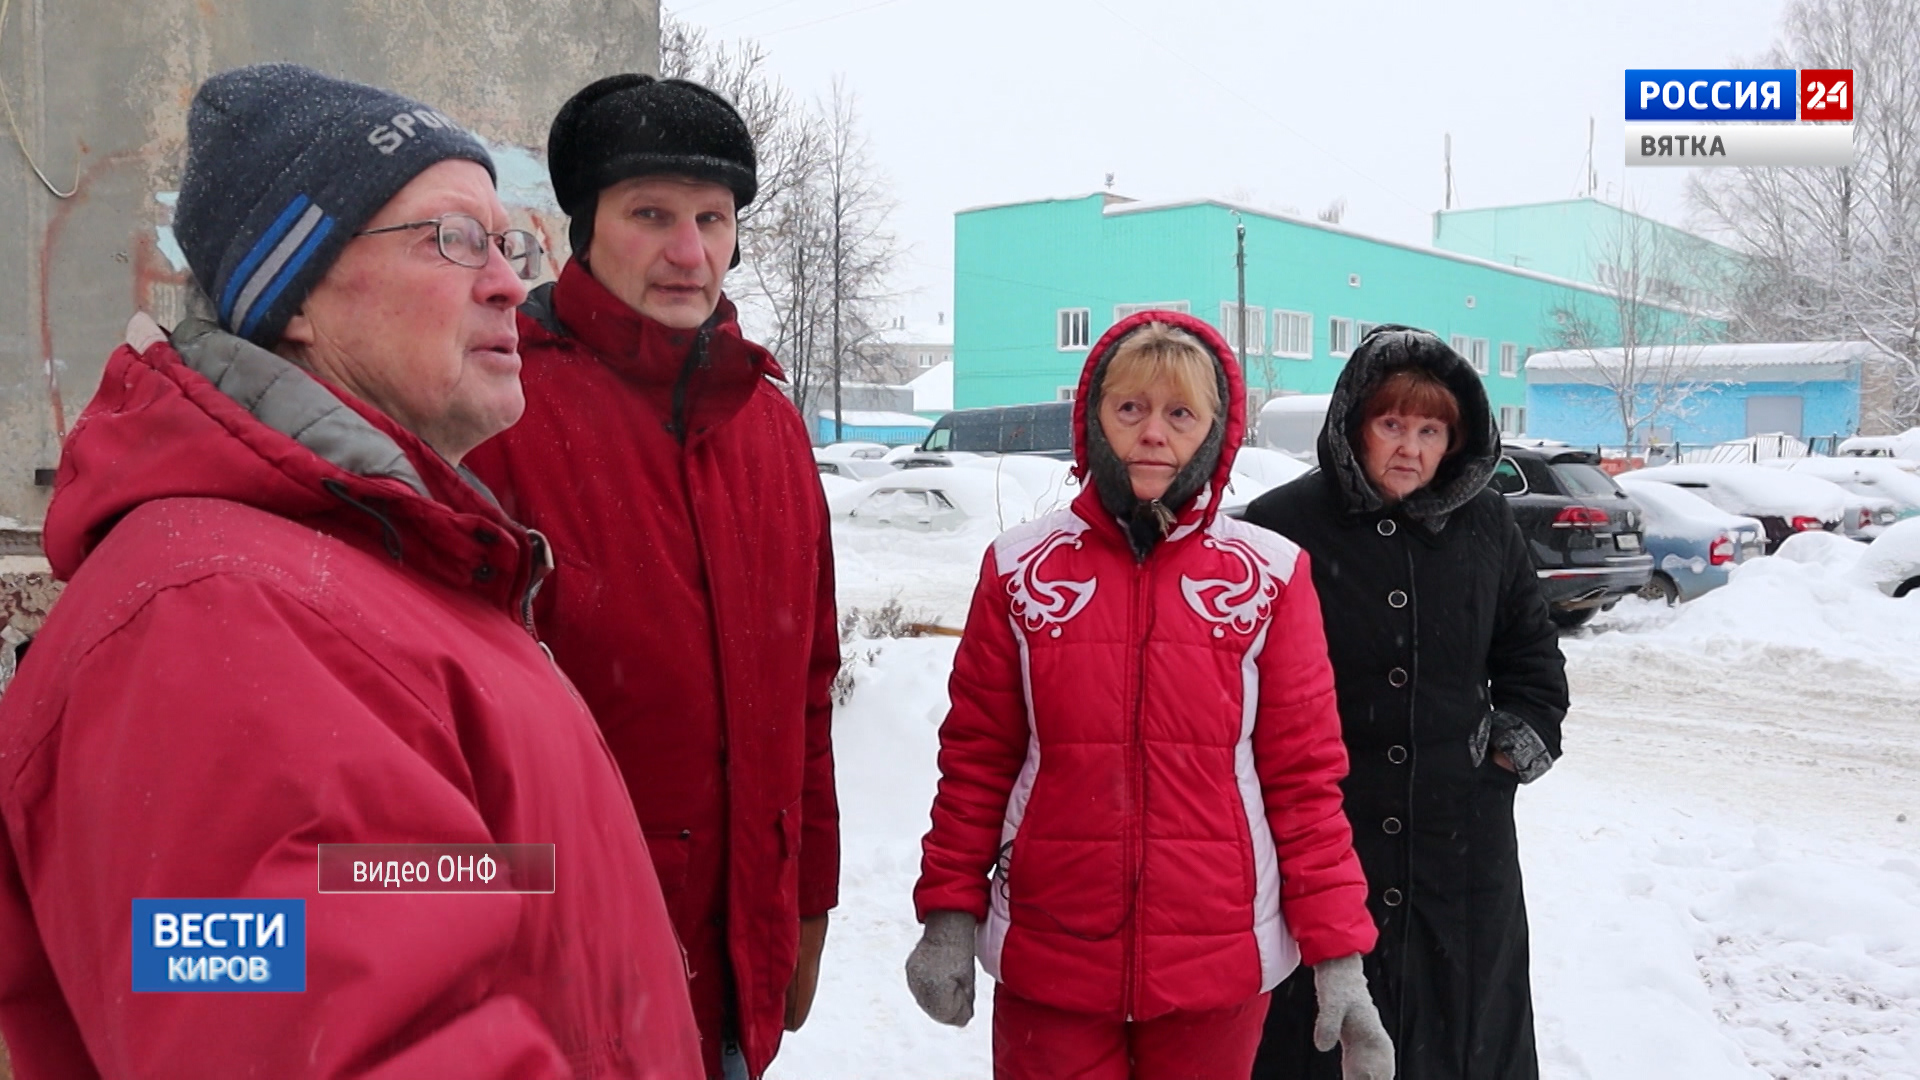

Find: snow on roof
[817,410,934,429]
[906,361,953,413]
[1526,341,1895,374]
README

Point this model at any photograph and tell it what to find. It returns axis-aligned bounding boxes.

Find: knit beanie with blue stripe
[173,63,496,347]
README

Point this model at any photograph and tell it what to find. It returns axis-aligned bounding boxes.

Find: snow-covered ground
[772,520,1920,1080]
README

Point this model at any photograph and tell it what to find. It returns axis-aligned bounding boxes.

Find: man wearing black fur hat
[466,75,840,1080]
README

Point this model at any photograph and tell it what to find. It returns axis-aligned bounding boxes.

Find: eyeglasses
[354,213,544,281]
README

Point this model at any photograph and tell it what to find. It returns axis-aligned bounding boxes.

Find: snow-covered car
[1255,394,1332,460]
[1219,447,1313,517]
[814,456,898,481]
[832,467,1037,532]
[1626,463,1848,553]
[1615,473,1768,603]
[817,472,861,503]
[1837,426,1920,461]
[815,440,892,461]
[951,454,1080,517]
[1853,517,1920,598]
[1763,457,1920,524]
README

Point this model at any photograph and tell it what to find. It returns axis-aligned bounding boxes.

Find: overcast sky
[666,0,1791,327]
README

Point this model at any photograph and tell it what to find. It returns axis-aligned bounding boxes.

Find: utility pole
[1444,133,1454,210]
[1232,210,1247,375]
[1231,210,1252,442]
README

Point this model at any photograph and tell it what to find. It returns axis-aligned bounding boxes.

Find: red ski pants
[992,984,1271,1080]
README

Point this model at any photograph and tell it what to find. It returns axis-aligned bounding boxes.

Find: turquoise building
[952,194,1726,439]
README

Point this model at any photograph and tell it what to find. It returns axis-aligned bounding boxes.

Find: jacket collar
[545,257,784,385]
[47,311,548,624]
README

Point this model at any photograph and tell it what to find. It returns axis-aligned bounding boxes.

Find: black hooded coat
[1243,328,1569,1080]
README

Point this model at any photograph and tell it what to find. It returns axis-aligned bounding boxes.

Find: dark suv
[1491,446,1654,628]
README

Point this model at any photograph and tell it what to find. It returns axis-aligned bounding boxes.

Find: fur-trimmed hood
[1317,325,1500,527]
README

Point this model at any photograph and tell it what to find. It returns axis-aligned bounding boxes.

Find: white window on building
[1469,338,1490,375]
[1058,386,1078,401]
[1057,308,1090,351]
[1449,333,1470,358]
[919,352,935,368]
[1219,303,1266,355]
[1274,310,1312,359]
[1356,321,1381,347]
[1499,342,1518,377]
[1330,317,1356,357]
[1498,406,1527,435]
[1114,301,1191,320]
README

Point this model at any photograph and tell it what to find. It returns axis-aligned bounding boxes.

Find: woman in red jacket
[906,314,1395,1080]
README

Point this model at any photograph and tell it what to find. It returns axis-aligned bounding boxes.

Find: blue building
[1524,341,1898,446]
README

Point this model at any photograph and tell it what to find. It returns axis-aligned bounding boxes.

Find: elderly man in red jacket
[0,64,702,1078]
[465,75,841,1080]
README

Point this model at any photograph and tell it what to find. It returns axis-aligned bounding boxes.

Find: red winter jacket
[464,261,840,1079]
[914,313,1376,1021]
[0,315,702,1078]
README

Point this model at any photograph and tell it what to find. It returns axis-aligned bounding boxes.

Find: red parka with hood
[0,315,703,1079]
[463,261,840,1079]
[913,313,1376,1021]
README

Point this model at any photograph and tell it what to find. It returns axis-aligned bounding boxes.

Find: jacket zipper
[1123,557,1154,1019]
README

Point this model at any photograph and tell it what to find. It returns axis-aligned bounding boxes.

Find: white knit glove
[1313,953,1395,1080]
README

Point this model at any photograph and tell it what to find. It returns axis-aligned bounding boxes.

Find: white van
[1257,394,1333,460]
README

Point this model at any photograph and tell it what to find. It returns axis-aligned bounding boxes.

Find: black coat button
[1377,519,1397,537]
[1383,887,1404,907]
[1387,745,1408,765]
[1388,667,1408,688]
[1388,590,1408,609]
[1383,817,1403,835]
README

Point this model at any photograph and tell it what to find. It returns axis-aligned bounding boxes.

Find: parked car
[816,440,892,461]
[814,454,898,481]
[1615,472,1768,603]
[831,467,1037,532]
[1837,427,1920,461]
[915,402,1074,461]
[1763,456,1920,525]
[1853,517,1920,598]
[1220,447,1313,518]
[1625,463,1847,553]
[1490,446,1653,628]
[1255,394,1332,460]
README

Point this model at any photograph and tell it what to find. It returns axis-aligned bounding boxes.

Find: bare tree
[658,18,901,441]
[1545,209,1729,446]
[1689,0,1920,431]
[818,80,901,441]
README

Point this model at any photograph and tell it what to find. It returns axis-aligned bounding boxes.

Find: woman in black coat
[1245,327,1569,1080]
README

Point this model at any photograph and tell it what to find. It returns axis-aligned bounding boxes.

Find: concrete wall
[0,0,661,528]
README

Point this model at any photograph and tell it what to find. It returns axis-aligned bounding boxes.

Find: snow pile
[1583,535,1920,680]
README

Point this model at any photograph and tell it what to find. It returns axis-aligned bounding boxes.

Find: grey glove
[1313,953,1395,1080]
[904,910,977,1027]
[1468,710,1554,782]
